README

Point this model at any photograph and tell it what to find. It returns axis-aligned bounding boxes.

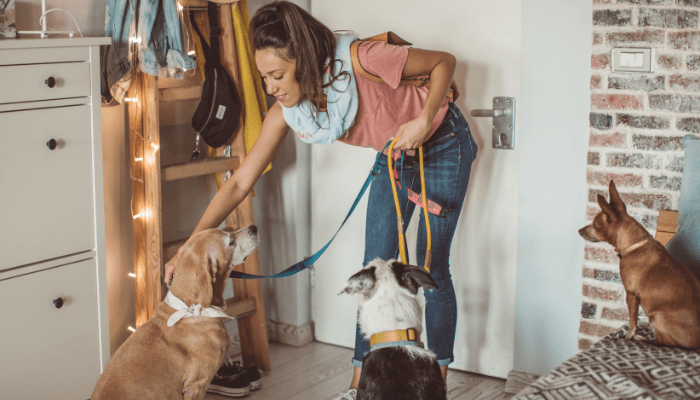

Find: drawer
[0,105,96,270]
[0,46,90,66]
[0,62,91,104]
[0,258,101,399]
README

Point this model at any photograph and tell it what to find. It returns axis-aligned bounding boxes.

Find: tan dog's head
[578,180,631,246]
[172,226,258,308]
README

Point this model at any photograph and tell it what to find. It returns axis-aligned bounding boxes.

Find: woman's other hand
[164,253,180,286]
[392,114,431,150]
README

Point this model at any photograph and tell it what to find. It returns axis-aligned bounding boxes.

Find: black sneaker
[215,358,262,392]
[245,364,262,391]
[207,372,250,397]
[217,358,245,377]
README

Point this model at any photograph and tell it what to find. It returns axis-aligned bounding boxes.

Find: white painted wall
[513,0,591,375]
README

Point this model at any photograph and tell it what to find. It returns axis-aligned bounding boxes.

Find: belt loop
[449,102,460,120]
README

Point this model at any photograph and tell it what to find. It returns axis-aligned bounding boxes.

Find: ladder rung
[161,157,240,182]
[159,86,202,102]
[224,297,256,319]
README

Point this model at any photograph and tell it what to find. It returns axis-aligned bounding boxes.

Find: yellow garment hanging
[190,1,272,191]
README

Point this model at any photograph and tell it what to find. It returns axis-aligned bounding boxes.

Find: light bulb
[133,213,142,220]
[128,273,136,278]
[134,157,143,162]
[128,326,136,332]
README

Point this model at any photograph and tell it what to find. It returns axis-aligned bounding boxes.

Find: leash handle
[387,138,409,265]
[388,139,432,272]
[418,146,432,272]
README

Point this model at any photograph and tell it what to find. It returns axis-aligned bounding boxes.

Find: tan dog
[92,226,259,399]
[579,181,700,351]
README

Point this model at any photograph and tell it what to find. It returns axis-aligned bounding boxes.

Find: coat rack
[127,0,271,372]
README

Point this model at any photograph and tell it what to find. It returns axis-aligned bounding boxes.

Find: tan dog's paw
[624,327,638,340]
[184,386,195,398]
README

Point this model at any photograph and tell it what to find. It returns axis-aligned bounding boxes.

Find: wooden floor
[205,341,512,400]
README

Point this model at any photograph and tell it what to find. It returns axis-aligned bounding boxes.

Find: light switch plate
[611,48,654,72]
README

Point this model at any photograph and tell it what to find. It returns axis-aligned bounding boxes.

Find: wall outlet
[611,48,654,73]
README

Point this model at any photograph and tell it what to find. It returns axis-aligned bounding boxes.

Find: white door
[311,0,591,378]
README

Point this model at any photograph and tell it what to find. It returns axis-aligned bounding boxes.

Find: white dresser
[0,37,111,399]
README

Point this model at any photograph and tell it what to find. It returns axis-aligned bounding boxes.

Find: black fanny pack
[189,4,241,152]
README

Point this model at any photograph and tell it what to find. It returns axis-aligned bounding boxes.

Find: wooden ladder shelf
[127,0,271,372]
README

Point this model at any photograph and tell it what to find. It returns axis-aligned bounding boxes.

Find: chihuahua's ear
[608,180,627,214]
[338,267,376,295]
[597,194,617,221]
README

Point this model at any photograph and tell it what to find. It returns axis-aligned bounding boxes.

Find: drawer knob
[46,139,57,150]
[45,77,56,88]
[53,298,64,309]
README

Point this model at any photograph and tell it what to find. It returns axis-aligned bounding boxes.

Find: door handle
[470,109,505,118]
[470,97,516,149]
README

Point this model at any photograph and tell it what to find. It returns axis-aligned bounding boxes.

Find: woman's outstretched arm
[165,102,289,281]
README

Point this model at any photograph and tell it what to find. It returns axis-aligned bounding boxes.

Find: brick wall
[582,0,697,349]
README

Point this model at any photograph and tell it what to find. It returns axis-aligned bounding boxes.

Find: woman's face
[255,47,300,107]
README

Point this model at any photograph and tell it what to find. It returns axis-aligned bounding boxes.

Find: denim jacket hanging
[103,0,195,103]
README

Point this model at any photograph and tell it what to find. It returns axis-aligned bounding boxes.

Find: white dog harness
[164,290,234,327]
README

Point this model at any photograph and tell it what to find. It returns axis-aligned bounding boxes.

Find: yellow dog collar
[369,328,419,347]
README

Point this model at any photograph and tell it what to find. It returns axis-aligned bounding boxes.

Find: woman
[165,2,477,398]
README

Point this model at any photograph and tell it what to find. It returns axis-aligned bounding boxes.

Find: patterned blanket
[513,324,700,400]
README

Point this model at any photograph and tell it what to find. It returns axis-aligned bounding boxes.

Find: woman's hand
[164,253,180,286]
[392,114,432,151]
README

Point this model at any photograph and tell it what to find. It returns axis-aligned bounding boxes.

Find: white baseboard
[270,320,315,347]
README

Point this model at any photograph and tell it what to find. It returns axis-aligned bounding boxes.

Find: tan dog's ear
[608,180,627,214]
[207,244,230,307]
[194,259,215,308]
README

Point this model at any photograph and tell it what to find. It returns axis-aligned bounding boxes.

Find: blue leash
[230,142,393,280]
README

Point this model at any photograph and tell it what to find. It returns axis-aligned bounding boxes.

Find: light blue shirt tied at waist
[282,31,359,145]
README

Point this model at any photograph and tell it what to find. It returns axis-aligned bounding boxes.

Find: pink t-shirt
[338,41,452,153]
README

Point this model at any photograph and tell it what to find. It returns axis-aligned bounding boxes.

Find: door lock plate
[491,97,515,150]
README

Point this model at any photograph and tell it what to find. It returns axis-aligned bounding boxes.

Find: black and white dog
[339,258,447,400]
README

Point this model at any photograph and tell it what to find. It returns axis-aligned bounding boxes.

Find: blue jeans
[352,102,478,367]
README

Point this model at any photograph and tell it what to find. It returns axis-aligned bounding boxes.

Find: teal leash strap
[230,141,392,279]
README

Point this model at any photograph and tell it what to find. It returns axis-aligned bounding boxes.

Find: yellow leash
[387,138,432,272]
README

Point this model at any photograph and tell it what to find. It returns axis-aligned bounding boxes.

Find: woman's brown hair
[250,1,350,112]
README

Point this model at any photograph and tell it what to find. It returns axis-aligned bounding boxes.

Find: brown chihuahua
[579,180,700,351]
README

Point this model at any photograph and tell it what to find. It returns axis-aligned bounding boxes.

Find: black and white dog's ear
[338,267,376,295]
[392,261,439,292]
